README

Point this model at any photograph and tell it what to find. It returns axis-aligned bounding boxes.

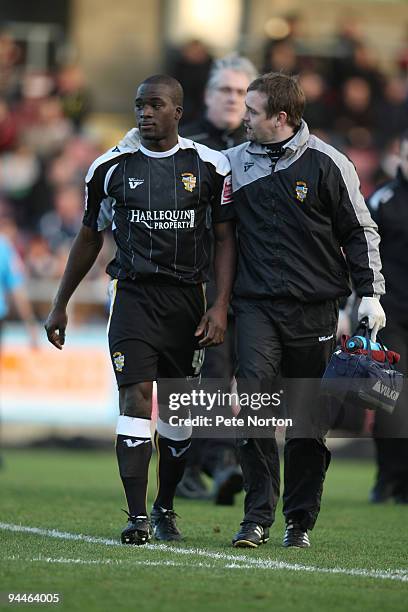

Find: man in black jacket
[178,55,257,505]
[225,72,386,548]
[367,131,408,503]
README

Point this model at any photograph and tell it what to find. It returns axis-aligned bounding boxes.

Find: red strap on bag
[340,335,400,364]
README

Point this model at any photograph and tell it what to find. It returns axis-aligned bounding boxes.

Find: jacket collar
[246,119,310,156]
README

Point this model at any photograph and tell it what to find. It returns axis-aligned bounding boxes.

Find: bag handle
[375,336,393,369]
[355,317,394,369]
[354,317,373,359]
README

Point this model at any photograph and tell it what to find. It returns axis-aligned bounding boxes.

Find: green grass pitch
[1,449,407,612]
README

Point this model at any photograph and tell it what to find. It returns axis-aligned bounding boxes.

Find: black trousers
[373,319,408,491]
[234,297,338,531]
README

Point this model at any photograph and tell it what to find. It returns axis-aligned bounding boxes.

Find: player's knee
[119,382,152,418]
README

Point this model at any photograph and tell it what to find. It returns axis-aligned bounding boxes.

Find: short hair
[247,72,305,128]
[139,74,184,106]
[206,54,258,90]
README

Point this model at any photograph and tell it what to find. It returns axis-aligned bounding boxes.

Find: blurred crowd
[0,29,114,322]
[0,18,407,322]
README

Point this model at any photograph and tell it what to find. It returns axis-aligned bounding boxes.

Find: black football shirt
[83,137,233,284]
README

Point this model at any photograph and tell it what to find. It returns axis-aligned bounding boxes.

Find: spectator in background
[181,54,257,149]
[333,76,379,191]
[0,140,51,230]
[56,64,91,130]
[0,30,23,102]
[378,137,402,183]
[396,25,408,77]
[299,71,334,137]
[14,71,56,130]
[367,131,408,504]
[23,96,73,160]
[261,13,306,75]
[0,98,18,151]
[262,39,299,75]
[335,76,377,139]
[24,235,57,280]
[334,76,380,195]
[332,17,363,60]
[39,185,82,252]
[330,21,377,92]
[350,43,384,99]
[47,137,102,190]
[343,141,379,198]
[178,55,257,504]
[374,77,408,148]
[170,39,213,124]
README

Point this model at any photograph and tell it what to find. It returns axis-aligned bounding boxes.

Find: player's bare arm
[45,225,104,350]
[195,220,236,347]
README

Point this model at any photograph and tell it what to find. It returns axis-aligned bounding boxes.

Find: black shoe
[176,466,211,500]
[283,520,310,548]
[121,510,152,545]
[151,506,182,541]
[232,522,269,548]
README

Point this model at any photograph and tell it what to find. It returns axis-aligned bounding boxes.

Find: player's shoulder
[178,137,230,175]
[85,146,132,182]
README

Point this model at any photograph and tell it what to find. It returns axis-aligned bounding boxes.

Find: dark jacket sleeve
[323,152,385,297]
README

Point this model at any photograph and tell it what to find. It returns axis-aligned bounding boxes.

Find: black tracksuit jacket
[224,120,385,302]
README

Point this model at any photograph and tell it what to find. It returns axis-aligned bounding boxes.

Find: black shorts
[108,279,206,387]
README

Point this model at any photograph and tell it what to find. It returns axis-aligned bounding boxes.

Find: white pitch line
[5,553,406,579]
[1,522,408,583]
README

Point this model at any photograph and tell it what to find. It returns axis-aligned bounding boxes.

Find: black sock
[154,433,191,510]
[116,434,152,517]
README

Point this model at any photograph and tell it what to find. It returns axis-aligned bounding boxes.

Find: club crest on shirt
[295,180,308,202]
[113,351,125,372]
[181,172,197,192]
